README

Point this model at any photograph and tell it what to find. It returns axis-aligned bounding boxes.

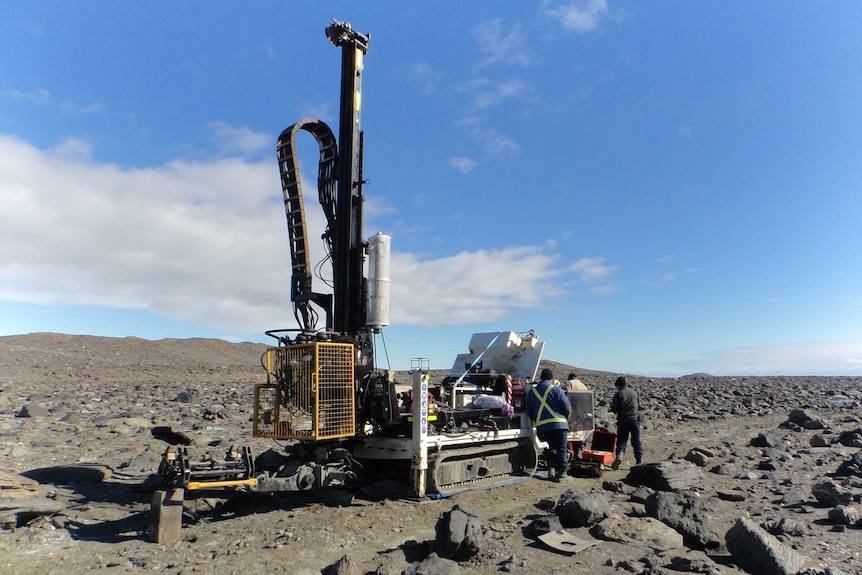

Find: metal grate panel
[253,342,355,440]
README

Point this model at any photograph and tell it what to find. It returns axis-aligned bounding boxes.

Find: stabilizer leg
[148,488,184,543]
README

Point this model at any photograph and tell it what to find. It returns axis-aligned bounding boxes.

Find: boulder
[404,552,460,575]
[528,515,563,537]
[667,552,726,575]
[630,486,656,504]
[837,428,862,448]
[15,404,49,418]
[601,479,626,493]
[716,489,746,502]
[626,459,705,492]
[827,506,859,525]
[764,517,806,537]
[0,497,65,529]
[684,448,712,467]
[810,434,830,447]
[811,480,852,507]
[645,491,720,550]
[785,409,829,430]
[322,555,357,575]
[833,451,862,478]
[0,472,40,494]
[434,504,482,562]
[784,409,809,425]
[780,489,806,506]
[590,513,683,551]
[751,431,785,449]
[725,517,807,575]
[556,489,613,528]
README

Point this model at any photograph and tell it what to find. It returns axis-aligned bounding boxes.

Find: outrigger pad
[537,530,598,555]
[148,488,184,544]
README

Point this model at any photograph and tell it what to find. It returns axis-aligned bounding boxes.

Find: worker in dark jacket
[527,368,572,482]
[609,376,643,470]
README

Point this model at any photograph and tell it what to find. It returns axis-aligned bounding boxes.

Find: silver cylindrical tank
[366,231,391,329]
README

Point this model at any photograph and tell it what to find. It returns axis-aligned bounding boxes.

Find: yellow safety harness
[531,384,568,426]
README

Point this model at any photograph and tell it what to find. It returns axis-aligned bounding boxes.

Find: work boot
[547,467,557,481]
[555,468,572,482]
[611,456,622,471]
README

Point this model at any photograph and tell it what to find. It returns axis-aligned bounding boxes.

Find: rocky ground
[0,333,861,575]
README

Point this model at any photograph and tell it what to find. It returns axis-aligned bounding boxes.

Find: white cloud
[298,103,333,125]
[570,256,619,294]
[3,88,51,104]
[0,134,565,333]
[53,137,94,161]
[390,248,563,325]
[3,88,102,114]
[454,72,532,161]
[449,156,477,174]
[589,284,617,295]
[472,127,520,158]
[59,100,103,114]
[570,256,617,282]
[474,18,533,67]
[544,0,610,34]
[0,136,286,330]
[208,121,271,157]
[472,78,533,110]
[411,62,440,95]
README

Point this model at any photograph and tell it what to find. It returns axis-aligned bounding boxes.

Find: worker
[564,372,588,391]
[609,376,643,470]
[527,368,572,482]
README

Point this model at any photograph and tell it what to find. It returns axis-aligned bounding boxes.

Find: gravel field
[1,333,861,575]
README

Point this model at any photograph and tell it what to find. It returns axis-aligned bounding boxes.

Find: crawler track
[426,439,538,496]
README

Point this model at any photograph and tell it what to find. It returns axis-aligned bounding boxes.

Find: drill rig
[154,20,595,498]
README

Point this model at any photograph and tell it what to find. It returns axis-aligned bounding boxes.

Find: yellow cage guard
[253,341,356,440]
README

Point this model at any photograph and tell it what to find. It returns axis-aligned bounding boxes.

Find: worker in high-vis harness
[526,368,572,482]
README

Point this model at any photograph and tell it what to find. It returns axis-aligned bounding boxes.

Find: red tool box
[580,429,616,463]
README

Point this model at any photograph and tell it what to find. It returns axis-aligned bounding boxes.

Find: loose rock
[590,513,683,551]
[403,552,460,575]
[725,517,807,575]
[751,431,785,449]
[434,504,482,562]
[15,404,48,418]
[626,459,705,492]
[811,480,852,507]
[644,491,720,550]
[826,505,859,525]
[556,489,612,527]
[322,554,358,575]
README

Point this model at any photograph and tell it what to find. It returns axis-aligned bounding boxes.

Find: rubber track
[427,440,538,496]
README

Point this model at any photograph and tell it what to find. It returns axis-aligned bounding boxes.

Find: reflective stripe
[531,385,568,426]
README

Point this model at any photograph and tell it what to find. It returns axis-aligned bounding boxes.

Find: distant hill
[0,332,618,387]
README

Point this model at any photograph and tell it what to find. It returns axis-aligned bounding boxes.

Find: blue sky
[2,2,861,376]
